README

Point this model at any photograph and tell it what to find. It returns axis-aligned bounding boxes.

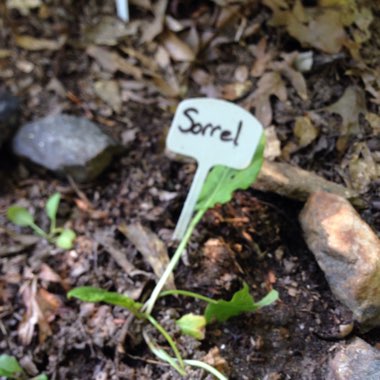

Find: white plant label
[167,98,263,240]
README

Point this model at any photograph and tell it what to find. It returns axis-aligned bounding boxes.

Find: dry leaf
[87,46,142,79]
[82,16,138,46]
[141,0,168,43]
[15,35,66,51]
[324,86,366,152]
[264,0,348,54]
[250,37,274,78]
[6,0,41,15]
[161,31,196,62]
[294,116,318,148]
[271,53,308,100]
[365,113,380,136]
[0,49,12,58]
[38,264,62,284]
[348,143,379,193]
[121,46,158,73]
[221,81,251,101]
[119,223,176,290]
[360,67,380,105]
[94,80,122,113]
[93,229,141,276]
[243,71,287,126]
[18,280,54,345]
[264,126,281,160]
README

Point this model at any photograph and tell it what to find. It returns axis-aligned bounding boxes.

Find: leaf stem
[159,289,218,305]
[30,223,48,238]
[146,314,185,371]
[184,359,228,380]
[143,209,205,315]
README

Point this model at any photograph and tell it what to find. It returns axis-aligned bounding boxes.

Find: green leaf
[255,289,279,308]
[0,354,23,378]
[7,206,34,227]
[32,375,48,380]
[142,329,186,376]
[68,287,143,316]
[196,134,265,211]
[46,192,60,231]
[55,229,76,249]
[204,283,278,324]
[176,313,206,340]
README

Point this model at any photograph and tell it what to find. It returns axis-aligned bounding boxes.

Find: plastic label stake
[167,98,263,240]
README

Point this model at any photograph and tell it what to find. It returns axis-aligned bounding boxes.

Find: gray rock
[12,114,119,182]
[327,338,380,380]
[300,191,380,330]
[0,90,20,147]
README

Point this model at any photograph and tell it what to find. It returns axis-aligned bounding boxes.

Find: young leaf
[0,354,23,378]
[176,313,206,340]
[7,206,34,227]
[255,289,279,309]
[46,192,60,231]
[204,283,278,324]
[68,287,143,316]
[142,329,186,376]
[196,134,265,211]
[55,229,76,249]
[32,375,48,380]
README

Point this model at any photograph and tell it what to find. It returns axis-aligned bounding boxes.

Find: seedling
[7,193,76,249]
[0,354,47,380]
[68,100,278,378]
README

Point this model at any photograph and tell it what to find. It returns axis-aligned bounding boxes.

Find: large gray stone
[0,90,20,148]
[12,114,119,182]
[327,338,380,380]
[300,191,380,330]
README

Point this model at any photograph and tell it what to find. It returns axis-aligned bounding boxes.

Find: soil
[1,1,380,379]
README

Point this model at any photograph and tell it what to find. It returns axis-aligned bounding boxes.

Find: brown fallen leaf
[119,223,176,290]
[18,279,56,345]
[161,31,196,62]
[203,347,230,375]
[365,113,380,136]
[271,53,308,100]
[294,115,318,148]
[221,81,251,101]
[243,71,287,126]
[82,15,138,46]
[6,0,42,15]
[93,229,149,277]
[141,0,168,43]
[0,231,39,257]
[250,37,274,78]
[263,0,348,54]
[86,45,142,79]
[94,80,122,113]
[324,86,366,152]
[0,49,12,58]
[347,142,379,194]
[15,35,66,51]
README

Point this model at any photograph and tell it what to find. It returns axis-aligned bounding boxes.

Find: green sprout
[7,193,76,250]
[68,134,278,378]
[0,354,47,380]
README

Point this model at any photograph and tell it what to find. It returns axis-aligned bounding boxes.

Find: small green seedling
[7,193,76,249]
[0,354,47,380]
[69,100,276,378]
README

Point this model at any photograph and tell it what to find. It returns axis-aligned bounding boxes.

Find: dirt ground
[1,1,380,379]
